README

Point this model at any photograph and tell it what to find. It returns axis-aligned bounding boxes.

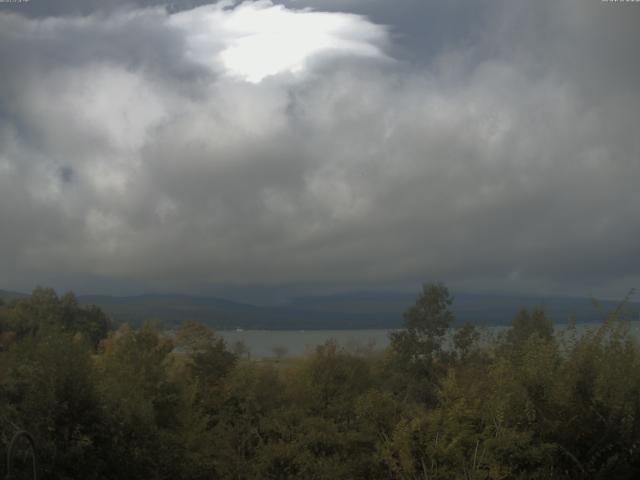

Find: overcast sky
[0,0,638,300]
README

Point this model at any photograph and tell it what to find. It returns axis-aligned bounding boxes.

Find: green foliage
[453,322,481,361]
[0,329,103,479]
[3,287,110,347]
[93,323,182,479]
[1,285,640,479]
[391,282,454,358]
[388,282,455,404]
[504,307,554,350]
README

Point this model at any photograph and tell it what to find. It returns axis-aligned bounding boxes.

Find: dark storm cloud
[58,166,74,183]
[0,0,638,296]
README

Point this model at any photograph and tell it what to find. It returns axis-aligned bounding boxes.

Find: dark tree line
[1,284,639,479]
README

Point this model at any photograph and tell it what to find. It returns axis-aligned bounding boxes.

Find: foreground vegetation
[1,285,639,479]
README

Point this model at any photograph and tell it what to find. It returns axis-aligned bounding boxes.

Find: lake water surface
[219,329,391,357]
[219,321,640,358]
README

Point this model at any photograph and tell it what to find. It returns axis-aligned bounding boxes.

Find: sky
[0,0,639,301]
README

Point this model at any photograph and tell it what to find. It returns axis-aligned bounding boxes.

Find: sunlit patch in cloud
[170,0,389,83]
[1,1,639,295]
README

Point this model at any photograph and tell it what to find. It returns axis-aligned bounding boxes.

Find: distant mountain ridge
[2,289,638,329]
[0,289,28,302]
[288,291,639,327]
[77,293,392,330]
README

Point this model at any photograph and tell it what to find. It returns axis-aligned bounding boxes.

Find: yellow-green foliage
[1,286,640,479]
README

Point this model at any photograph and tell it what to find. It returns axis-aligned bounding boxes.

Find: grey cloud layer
[0,1,639,296]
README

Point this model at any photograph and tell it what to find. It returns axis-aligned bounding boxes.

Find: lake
[219,321,640,358]
[219,329,392,357]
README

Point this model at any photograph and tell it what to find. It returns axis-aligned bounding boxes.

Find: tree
[390,282,454,361]
[3,288,110,347]
[272,345,288,362]
[453,322,481,362]
[387,282,455,404]
[503,307,553,352]
[174,320,236,386]
[231,339,250,359]
[0,330,104,479]
[95,323,181,479]
[5,287,61,338]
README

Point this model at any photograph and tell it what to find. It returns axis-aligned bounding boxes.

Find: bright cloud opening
[170,0,388,83]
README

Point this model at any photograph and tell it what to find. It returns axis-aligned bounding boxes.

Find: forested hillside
[1,285,639,479]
